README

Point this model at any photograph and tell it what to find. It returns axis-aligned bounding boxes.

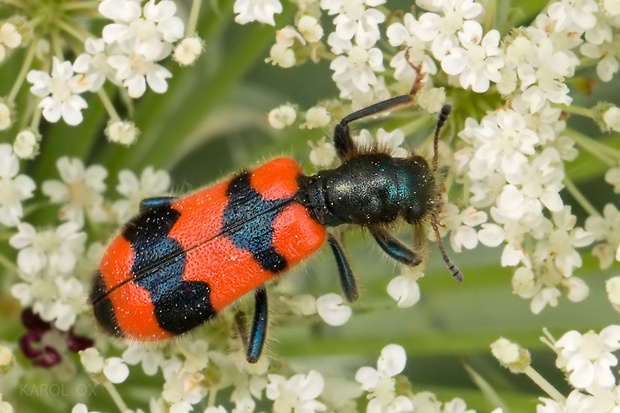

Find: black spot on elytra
[223,172,288,273]
[120,200,216,335]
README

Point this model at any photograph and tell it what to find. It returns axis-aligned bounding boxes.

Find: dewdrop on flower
[268,104,297,129]
[105,120,139,146]
[173,36,204,66]
[13,129,40,160]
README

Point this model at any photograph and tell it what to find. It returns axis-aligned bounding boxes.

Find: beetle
[90,67,462,363]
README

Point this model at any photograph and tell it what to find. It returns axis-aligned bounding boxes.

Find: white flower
[72,38,115,92]
[0,101,12,131]
[547,0,598,33]
[585,203,620,269]
[491,338,530,372]
[309,138,337,168]
[533,207,594,277]
[103,357,130,384]
[102,0,184,61]
[537,390,596,413]
[555,326,620,389]
[329,35,384,98]
[441,21,503,93]
[376,128,408,158]
[517,32,575,113]
[42,157,108,225]
[113,166,171,223]
[122,345,165,376]
[414,0,483,59]
[0,144,36,227]
[9,221,86,274]
[13,129,40,160]
[0,22,22,63]
[266,370,327,413]
[173,36,203,66]
[107,53,172,98]
[80,347,104,374]
[99,0,142,23]
[316,293,352,326]
[297,15,324,43]
[268,104,297,129]
[234,0,283,25]
[325,0,386,49]
[105,119,140,145]
[355,344,413,413]
[606,276,620,313]
[441,204,487,252]
[301,106,331,129]
[72,404,102,413]
[387,267,423,308]
[26,57,89,125]
[603,107,620,132]
[162,359,207,409]
[387,13,436,82]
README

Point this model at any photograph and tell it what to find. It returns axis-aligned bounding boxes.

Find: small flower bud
[13,129,40,159]
[80,347,104,374]
[0,100,14,131]
[300,106,331,129]
[491,337,531,373]
[308,137,336,168]
[173,36,203,66]
[606,276,620,313]
[297,15,323,43]
[268,104,296,129]
[603,106,620,132]
[105,120,139,146]
[0,344,13,373]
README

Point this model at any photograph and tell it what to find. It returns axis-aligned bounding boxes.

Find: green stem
[98,88,120,121]
[523,365,566,404]
[8,38,38,102]
[102,382,129,413]
[56,17,91,43]
[186,0,203,35]
[207,389,217,407]
[558,104,595,119]
[0,252,20,273]
[61,0,100,10]
[565,128,619,166]
[51,30,64,59]
[483,0,497,33]
[563,177,600,217]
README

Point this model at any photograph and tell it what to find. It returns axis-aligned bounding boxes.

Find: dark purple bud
[33,347,61,368]
[19,330,43,359]
[67,329,94,352]
[21,308,50,332]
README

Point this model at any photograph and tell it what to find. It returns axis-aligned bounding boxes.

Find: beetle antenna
[432,104,452,172]
[431,217,463,282]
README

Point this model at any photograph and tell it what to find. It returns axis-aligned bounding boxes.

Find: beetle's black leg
[327,234,358,302]
[139,196,177,212]
[245,287,268,363]
[370,226,423,267]
[333,61,426,161]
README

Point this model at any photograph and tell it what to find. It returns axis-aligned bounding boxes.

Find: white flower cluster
[13,0,200,145]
